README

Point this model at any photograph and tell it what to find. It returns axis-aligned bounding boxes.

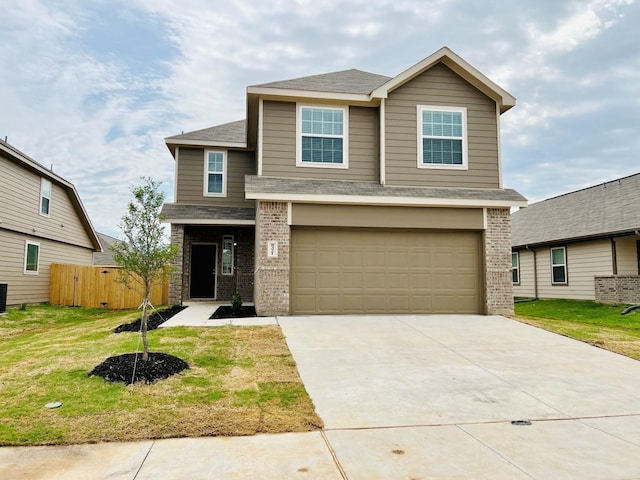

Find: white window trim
[551,246,567,285]
[24,241,40,275]
[416,105,468,170]
[40,178,51,217]
[512,251,520,285]
[296,104,349,169]
[221,235,234,276]
[203,150,227,197]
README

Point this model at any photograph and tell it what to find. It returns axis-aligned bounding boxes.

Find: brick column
[254,201,290,316]
[484,208,514,315]
[169,224,184,306]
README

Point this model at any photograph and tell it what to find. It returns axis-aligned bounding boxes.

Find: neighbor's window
[40,178,52,216]
[512,252,520,284]
[418,106,467,169]
[204,150,226,196]
[298,105,348,167]
[551,246,567,284]
[24,241,40,274]
[222,235,234,275]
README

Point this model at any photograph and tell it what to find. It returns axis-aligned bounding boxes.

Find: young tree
[111,177,177,361]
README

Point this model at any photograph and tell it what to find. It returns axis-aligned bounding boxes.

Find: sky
[1,0,639,239]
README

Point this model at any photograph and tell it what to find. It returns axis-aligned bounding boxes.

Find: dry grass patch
[0,305,322,446]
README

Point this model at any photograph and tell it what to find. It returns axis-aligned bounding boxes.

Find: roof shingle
[251,69,391,95]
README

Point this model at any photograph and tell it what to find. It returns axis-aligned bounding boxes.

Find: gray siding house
[0,139,102,305]
[162,47,527,316]
[512,172,640,304]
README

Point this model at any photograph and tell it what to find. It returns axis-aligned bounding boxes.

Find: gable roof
[169,46,515,151]
[511,172,640,248]
[0,139,102,252]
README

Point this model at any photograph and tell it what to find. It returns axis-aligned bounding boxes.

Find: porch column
[254,201,290,316]
[484,208,514,315]
[169,224,184,306]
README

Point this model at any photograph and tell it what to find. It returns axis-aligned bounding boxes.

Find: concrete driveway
[279,314,640,479]
[3,314,640,479]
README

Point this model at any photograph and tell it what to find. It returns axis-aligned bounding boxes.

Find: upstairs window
[512,252,520,284]
[297,105,348,168]
[204,151,226,197]
[551,246,567,284]
[24,241,40,274]
[418,106,467,169]
[40,178,52,216]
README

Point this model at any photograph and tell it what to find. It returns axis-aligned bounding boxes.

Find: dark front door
[190,243,216,298]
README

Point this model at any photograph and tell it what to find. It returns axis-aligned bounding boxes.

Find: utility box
[0,283,7,313]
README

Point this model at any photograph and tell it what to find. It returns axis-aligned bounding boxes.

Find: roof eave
[246,86,374,104]
[513,228,640,249]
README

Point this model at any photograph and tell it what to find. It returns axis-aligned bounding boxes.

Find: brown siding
[0,157,94,248]
[175,148,255,207]
[513,249,536,298]
[614,236,639,275]
[0,229,93,306]
[261,101,378,181]
[291,204,483,230]
[385,63,500,188]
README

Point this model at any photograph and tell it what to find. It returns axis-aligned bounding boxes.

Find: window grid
[551,247,567,284]
[40,178,51,216]
[512,252,520,284]
[222,235,234,275]
[205,151,225,196]
[24,241,40,274]
[299,106,346,165]
[418,106,466,168]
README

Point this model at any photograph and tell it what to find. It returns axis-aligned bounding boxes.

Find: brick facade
[168,225,254,305]
[595,275,640,304]
[254,201,290,316]
[484,208,514,315]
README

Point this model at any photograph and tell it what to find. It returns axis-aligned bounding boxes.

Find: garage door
[291,227,483,314]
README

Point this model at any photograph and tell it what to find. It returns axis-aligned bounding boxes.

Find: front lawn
[0,305,322,446]
[514,299,640,360]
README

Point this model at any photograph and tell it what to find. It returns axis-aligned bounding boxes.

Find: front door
[190,243,216,298]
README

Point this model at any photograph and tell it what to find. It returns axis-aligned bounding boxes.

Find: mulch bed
[209,305,257,319]
[88,352,189,385]
[113,305,186,333]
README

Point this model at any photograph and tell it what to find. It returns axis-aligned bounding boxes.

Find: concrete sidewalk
[158,301,278,327]
[2,314,640,479]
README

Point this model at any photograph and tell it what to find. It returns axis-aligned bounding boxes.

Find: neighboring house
[93,232,119,266]
[0,139,102,305]
[161,46,527,316]
[512,173,640,304]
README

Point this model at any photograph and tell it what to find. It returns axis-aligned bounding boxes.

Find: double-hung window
[204,151,226,196]
[551,246,567,284]
[418,106,467,169]
[222,235,234,275]
[512,252,520,284]
[297,105,348,168]
[24,241,40,274]
[40,178,52,216]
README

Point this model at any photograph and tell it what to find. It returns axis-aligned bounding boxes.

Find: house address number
[267,241,278,258]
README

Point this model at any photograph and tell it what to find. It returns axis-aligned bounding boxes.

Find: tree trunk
[141,286,150,362]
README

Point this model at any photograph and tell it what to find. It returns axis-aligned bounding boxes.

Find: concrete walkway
[159,301,278,327]
[2,314,640,479]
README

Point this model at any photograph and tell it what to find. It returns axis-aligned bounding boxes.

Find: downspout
[611,238,618,275]
[379,98,386,186]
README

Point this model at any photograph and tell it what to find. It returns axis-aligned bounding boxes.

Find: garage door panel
[291,228,482,314]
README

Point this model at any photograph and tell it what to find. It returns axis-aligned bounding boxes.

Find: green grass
[514,299,640,359]
[0,304,322,446]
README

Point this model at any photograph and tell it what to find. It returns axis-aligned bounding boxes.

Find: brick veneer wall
[254,201,290,316]
[484,208,514,315]
[595,275,640,304]
[169,224,185,306]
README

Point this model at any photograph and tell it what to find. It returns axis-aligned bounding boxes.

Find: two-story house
[0,139,102,306]
[161,47,527,316]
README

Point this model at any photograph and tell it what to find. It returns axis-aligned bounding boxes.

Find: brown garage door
[291,227,483,314]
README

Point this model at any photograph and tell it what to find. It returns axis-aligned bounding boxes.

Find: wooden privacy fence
[50,264,169,309]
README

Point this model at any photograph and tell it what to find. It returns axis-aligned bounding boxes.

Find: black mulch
[209,305,257,319]
[113,305,187,333]
[88,352,189,385]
